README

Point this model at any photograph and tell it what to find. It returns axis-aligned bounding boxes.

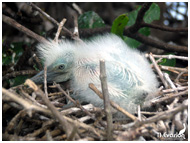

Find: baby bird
[31,34,159,118]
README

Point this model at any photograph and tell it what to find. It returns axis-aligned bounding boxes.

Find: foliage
[3,42,29,87]
[78,11,105,29]
[111,3,160,48]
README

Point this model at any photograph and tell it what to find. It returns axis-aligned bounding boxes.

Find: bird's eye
[58,64,65,70]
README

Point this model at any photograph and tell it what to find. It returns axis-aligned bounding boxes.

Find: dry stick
[135,102,188,127]
[89,83,137,121]
[25,79,74,139]
[151,90,188,105]
[3,85,101,138]
[149,53,169,88]
[3,70,38,80]
[2,88,50,114]
[175,71,188,83]
[72,3,83,15]
[99,60,113,141]
[163,73,177,92]
[54,18,67,43]
[151,54,188,61]
[55,84,94,118]
[28,2,73,37]
[2,14,49,44]
[44,65,48,97]
[162,86,188,94]
[160,65,187,73]
[142,22,188,32]
[73,14,79,38]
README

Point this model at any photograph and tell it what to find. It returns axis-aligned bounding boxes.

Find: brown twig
[142,22,188,32]
[150,54,188,61]
[44,65,48,97]
[3,70,38,81]
[89,83,137,121]
[27,2,73,37]
[151,90,188,105]
[54,18,67,43]
[25,79,74,139]
[2,14,49,44]
[55,84,94,118]
[149,53,169,88]
[99,60,113,141]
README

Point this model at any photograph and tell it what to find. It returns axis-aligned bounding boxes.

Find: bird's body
[31,34,159,118]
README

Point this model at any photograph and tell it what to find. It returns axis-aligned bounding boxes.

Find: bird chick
[31,34,159,118]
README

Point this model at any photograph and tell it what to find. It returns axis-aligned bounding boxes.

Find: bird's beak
[30,70,45,84]
[30,68,58,84]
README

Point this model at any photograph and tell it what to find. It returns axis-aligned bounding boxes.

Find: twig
[151,90,188,104]
[25,79,74,139]
[162,86,188,94]
[72,3,83,15]
[135,102,188,127]
[44,65,48,97]
[73,14,79,38]
[3,70,38,81]
[2,14,49,44]
[163,73,177,92]
[55,84,94,117]
[175,71,188,83]
[142,22,188,32]
[160,65,187,73]
[149,53,169,88]
[89,83,137,121]
[54,18,67,43]
[2,87,49,114]
[3,85,102,139]
[27,2,73,37]
[150,54,188,61]
[99,60,113,141]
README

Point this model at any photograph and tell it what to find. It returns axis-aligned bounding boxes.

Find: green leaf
[78,11,105,29]
[144,3,160,23]
[111,14,129,38]
[124,3,160,48]
[123,36,141,48]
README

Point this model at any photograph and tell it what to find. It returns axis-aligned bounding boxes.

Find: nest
[2,53,188,141]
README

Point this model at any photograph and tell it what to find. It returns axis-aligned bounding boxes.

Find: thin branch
[54,18,67,43]
[3,70,38,81]
[55,84,94,118]
[25,79,74,139]
[151,90,188,104]
[89,83,137,121]
[150,54,188,61]
[27,2,73,37]
[44,65,48,97]
[142,22,188,32]
[2,14,49,44]
[99,60,113,141]
[72,3,83,15]
[149,53,169,88]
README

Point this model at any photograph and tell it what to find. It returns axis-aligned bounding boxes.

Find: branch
[99,60,113,141]
[27,2,73,37]
[89,83,137,121]
[25,79,75,139]
[3,70,38,81]
[2,14,49,44]
[126,32,188,53]
[142,22,188,32]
